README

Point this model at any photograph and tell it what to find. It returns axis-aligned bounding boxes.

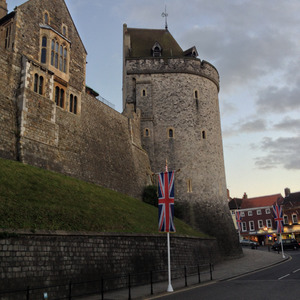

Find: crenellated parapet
[125,57,220,91]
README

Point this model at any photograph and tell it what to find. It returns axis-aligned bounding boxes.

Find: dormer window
[152,42,162,57]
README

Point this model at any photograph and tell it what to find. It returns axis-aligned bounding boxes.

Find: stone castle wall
[124,56,239,255]
[0,232,219,299]
[0,0,152,199]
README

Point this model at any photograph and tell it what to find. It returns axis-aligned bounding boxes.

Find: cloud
[255,136,300,170]
[256,85,300,114]
[273,117,300,132]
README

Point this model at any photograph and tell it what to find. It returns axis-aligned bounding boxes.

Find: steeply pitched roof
[241,194,283,209]
[126,28,183,58]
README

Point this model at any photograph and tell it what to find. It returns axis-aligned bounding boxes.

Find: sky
[7,0,300,199]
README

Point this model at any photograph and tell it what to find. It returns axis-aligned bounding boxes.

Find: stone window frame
[144,128,150,137]
[33,73,44,95]
[39,25,71,81]
[201,130,206,140]
[258,220,264,228]
[43,11,50,25]
[62,24,68,37]
[141,89,147,97]
[51,38,68,73]
[194,89,199,100]
[54,83,66,109]
[69,93,78,114]
[167,127,175,139]
[4,21,13,49]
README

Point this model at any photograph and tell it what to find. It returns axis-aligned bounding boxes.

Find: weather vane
[161,5,168,30]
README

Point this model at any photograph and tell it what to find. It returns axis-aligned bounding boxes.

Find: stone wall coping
[0,228,215,240]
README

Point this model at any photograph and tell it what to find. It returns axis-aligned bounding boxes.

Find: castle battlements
[126,57,219,91]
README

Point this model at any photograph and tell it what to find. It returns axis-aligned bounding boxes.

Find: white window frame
[257,209,262,215]
[266,219,272,228]
[292,214,298,224]
[265,208,271,214]
[283,215,289,225]
[249,221,255,231]
[248,211,253,216]
[258,220,263,228]
[240,211,245,217]
[241,222,247,232]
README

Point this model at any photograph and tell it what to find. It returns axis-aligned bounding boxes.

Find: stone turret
[123,25,240,256]
[0,0,7,19]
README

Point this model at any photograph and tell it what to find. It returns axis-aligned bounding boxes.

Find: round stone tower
[123,24,240,255]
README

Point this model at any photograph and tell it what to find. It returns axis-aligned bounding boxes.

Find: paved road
[150,251,300,300]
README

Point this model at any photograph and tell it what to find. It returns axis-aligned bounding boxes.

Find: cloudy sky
[7,0,300,198]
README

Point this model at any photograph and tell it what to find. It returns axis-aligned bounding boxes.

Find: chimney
[0,0,7,19]
[284,188,291,197]
[243,192,248,199]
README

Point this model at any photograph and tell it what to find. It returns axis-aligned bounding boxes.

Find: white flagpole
[280,233,285,259]
[167,232,173,292]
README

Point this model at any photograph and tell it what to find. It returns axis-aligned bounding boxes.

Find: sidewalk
[81,248,289,300]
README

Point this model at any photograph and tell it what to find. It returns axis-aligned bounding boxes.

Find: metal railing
[0,263,213,300]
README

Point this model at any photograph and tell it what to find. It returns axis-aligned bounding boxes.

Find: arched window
[34,73,38,93]
[144,128,150,137]
[60,89,64,108]
[69,94,78,114]
[55,86,59,105]
[39,76,44,95]
[59,45,63,71]
[69,94,73,112]
[33,74,44,95]
[74,96,77,114]
[63,47,67,73]
[41,36,47,64]
[187,179,192,193]
[44,12,49,24]
[142,89,146,97]
[194,90,199,99]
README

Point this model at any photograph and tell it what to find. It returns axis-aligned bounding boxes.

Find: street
[152,250,300,300]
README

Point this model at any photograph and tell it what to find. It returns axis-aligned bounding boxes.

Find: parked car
[271,239,300,251]
[240,239,259,249]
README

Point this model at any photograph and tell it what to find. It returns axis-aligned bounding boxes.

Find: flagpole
[280,233,285,259]
[167,232,173,292]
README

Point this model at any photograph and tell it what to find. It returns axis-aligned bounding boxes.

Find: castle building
[123,25,238,253]
[0,0,239,255]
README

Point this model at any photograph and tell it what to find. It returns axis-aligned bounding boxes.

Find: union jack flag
[158,171,176,232]
[236,210,242,232]
[273,204,284,234]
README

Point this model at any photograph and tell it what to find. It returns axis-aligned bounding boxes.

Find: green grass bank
[0,158,206,237]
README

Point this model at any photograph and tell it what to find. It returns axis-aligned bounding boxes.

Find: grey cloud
[255,136,300,170]
[256,86,300,114]
[273,117,300,132]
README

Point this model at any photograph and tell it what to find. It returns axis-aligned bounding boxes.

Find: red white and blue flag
[236,210,242,232]
[273,204,284,234]
[158,171,176,233]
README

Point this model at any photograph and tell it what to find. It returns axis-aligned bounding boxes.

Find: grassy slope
[0,158,206,237]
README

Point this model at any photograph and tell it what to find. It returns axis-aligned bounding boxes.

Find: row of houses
[228,188,300,245]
